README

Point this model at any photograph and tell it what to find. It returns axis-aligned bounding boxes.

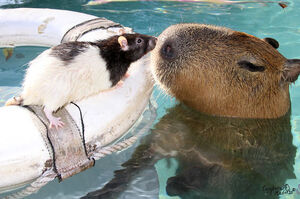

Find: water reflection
[84,104,296,199]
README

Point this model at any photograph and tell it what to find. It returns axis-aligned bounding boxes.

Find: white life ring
[0,8,154,193]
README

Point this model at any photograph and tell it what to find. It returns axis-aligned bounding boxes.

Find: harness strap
[26,105,94,181]
[61,17,127,43]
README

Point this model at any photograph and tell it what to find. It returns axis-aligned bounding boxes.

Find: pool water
[1,0,300,198]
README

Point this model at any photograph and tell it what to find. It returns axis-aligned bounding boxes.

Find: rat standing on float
[6,33,157,129]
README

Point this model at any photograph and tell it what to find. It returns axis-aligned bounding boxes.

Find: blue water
[1,0,300,198]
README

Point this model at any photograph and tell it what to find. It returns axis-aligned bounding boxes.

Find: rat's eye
[136,38,143,44]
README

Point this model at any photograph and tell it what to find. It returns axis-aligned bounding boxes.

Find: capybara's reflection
[84,104,296,199]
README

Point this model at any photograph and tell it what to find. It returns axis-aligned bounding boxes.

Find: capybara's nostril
[161,43,176,60]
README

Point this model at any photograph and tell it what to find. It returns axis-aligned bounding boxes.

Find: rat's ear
[118,28,125,35]
[263,37,279,49]
[118,36,129,51]
[282,59,300,83]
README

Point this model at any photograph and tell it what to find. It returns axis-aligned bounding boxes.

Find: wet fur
[151,24,297,119]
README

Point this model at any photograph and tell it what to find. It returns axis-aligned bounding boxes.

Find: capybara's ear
[282,59,300,83]
[263,38,279,49]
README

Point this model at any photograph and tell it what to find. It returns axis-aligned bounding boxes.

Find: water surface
[1,0,300,198]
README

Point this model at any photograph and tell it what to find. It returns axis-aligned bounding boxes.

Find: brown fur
[151,24,300,119]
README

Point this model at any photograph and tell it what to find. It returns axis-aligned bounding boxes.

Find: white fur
[21,45,112,111]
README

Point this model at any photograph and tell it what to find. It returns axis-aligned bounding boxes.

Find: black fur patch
[50,34,155,87]
[94,33,155,86]
[238,61,265,72]
[50,42,89,62]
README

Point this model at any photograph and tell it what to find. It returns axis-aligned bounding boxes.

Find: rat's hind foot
[5,96,23,106]
[44,107,64,129]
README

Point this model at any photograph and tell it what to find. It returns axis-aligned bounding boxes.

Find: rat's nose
[147,37,157,51]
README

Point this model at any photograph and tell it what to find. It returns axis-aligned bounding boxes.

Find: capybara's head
[151,23,300,118]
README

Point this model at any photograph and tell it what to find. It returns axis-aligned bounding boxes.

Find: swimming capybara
[82,24,299,199]
[151,23,300,118]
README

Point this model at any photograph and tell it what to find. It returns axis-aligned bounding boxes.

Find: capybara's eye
[238,60,265,72]
[161,43,176,60]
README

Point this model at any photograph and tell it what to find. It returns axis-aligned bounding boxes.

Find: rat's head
[151,23,300,118]
[118,33,157,62]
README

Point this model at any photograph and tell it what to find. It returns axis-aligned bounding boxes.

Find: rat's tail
[5,96,23,106]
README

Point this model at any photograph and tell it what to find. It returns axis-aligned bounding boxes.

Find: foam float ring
[0,8,154,193]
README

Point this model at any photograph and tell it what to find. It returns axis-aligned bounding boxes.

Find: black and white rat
[6,33,157,129]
